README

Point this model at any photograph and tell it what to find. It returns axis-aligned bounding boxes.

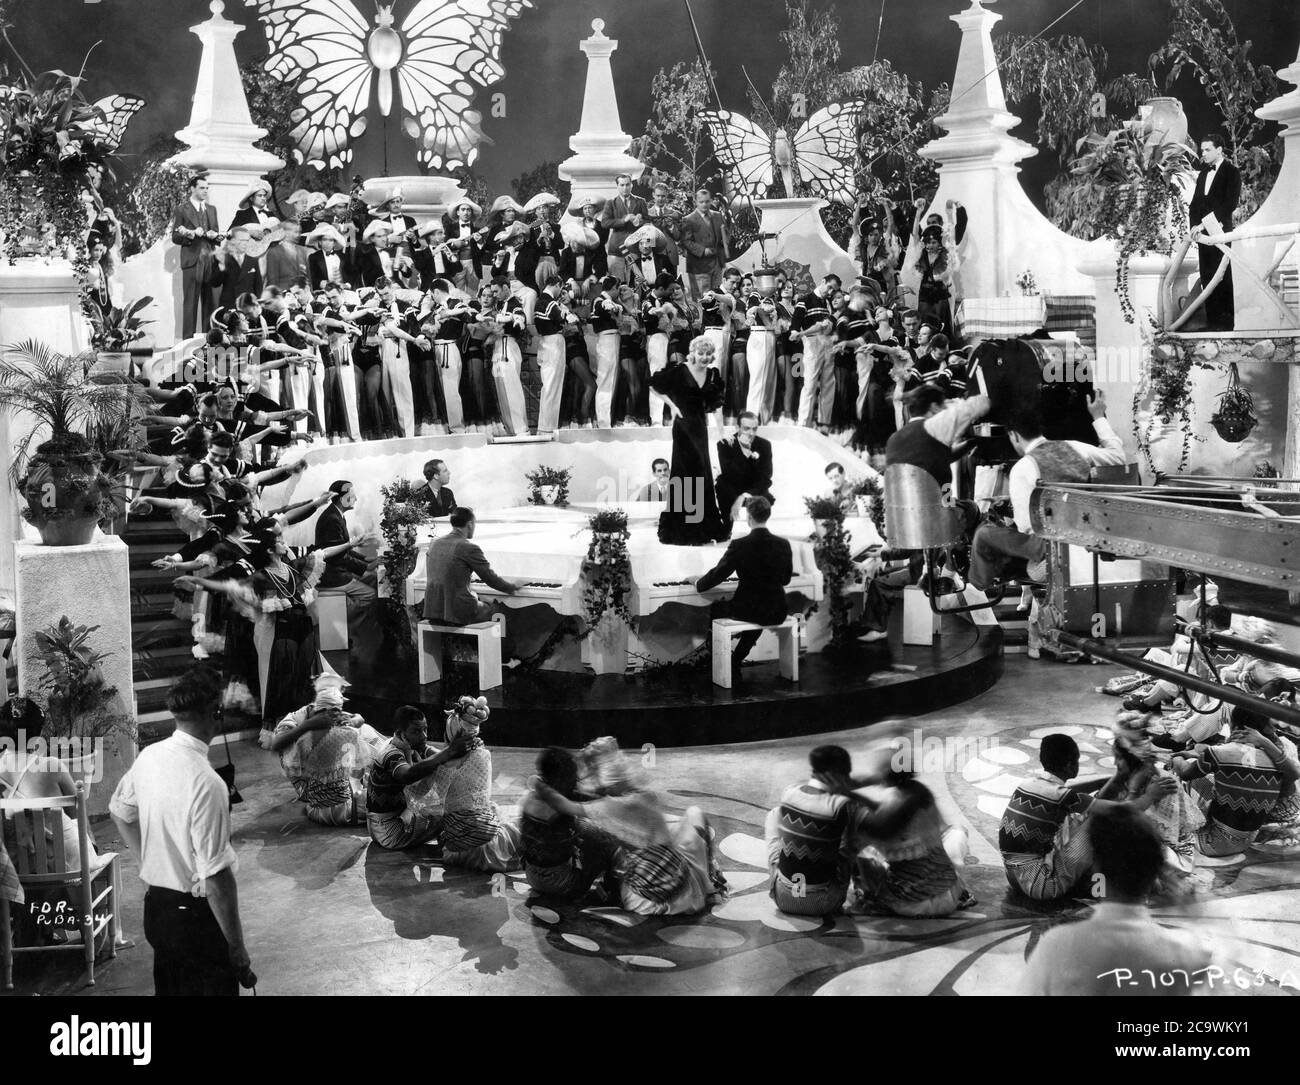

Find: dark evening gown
[649,363,728,546]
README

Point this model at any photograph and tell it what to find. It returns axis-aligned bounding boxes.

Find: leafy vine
[804,496,854,648]
[580,508,633,635]
[525,464,572,507]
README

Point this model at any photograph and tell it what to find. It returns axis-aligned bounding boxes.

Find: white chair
[712,616,799,688]
[0,783,119,990]
[417,613,505,690]
[316,588,350,652]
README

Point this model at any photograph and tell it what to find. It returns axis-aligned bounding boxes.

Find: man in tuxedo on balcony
[172,174,222,338]
[1189,133,1241,332]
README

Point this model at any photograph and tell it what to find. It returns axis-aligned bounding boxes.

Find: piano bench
[316,589,350,652]
[711,616,799,689]
[417,615,506,690]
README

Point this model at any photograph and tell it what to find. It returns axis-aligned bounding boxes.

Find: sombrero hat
[286,189,327,212]
[362,218,396,243]
[568,193,606,216]
[489,195,525,217]
[238,178,272,208]
[623,224,668,252]
[494,221,531,245]
[304,223,346,248]
[416,218,447,238]
[322,192,351,212]
[560,219,599,248]
[446,195,482,218]
[523,191,560,214]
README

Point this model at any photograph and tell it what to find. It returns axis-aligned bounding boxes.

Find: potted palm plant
[0,339,149,545]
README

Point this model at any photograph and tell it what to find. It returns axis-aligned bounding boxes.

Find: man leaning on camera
[111,665,253,996]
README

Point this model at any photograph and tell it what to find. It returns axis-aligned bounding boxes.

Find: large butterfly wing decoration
[791,100,866,205]
[251,0,376,170]
[84,94,146,154]
[701,110,774,198]
[397,0,533,172]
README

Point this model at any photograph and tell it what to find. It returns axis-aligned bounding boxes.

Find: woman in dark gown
[648,335,728,546]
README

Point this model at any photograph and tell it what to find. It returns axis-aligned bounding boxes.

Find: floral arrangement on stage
[850,476,887,541]
[88,295,154,354]
[379,478,431,643]
[804,497,854,649]
[581,508,633,633]
[1014,269,1038,296]
[525,465,572,507]
[32,616,134,754]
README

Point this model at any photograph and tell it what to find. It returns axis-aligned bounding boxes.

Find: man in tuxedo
[681,187,728,300]
[418,458,457,518]
[601,174,647,283]
[695,496,793,676]
[715,411,775,536]
[1188,133,1241,331]
[171,174,222,338]
[305,224,353,290]
[313,480,379,646]
[215,227,263,311]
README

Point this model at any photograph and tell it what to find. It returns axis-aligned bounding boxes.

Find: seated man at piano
[416,458,457,518]
[423,506,520,656]
[694,496,793,681]
[715,412,775,537]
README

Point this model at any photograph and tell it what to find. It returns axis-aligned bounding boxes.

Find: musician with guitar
[171,174,224,338]
[441,197,488,295]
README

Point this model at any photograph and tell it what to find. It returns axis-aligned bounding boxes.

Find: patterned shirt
[1199,738,1285,833]
[771,780,864,885]
[367,741,419,816]
[999,771,1095,858]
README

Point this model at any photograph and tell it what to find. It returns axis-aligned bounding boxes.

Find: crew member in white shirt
[110,665,251,996]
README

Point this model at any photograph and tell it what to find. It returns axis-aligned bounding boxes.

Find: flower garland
[804,496,855,649]
[379,478,432,644]
[580,508,633,633]
[525,464,572,506]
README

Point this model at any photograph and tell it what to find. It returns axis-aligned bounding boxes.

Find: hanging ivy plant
[804,496,854,649]
[1135,332,1214,475]
[850,475,887,540]
[580,508,633,634]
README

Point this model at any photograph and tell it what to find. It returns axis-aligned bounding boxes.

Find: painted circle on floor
[656,925,747,950]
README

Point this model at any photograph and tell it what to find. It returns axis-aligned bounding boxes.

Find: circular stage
[328,615,1003,748]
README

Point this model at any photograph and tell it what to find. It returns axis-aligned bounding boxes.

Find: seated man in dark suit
[423,506,519,657]
[715,411,775,537]
[313,480,380,646]
[417,458,457,518]
[695,496,793,677]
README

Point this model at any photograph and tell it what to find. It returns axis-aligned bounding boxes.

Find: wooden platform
[327,614,1005,748]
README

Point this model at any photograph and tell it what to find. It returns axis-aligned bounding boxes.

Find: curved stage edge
[328,617,1004,749]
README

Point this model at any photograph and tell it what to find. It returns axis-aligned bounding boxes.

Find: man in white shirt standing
[110,666,251,996]
[969,389,1125,592]
[1020,804,1212,996]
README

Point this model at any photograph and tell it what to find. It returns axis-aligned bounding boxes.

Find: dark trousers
[180,267,217,339]
[969,523,1046,591]
[144,886,237,996]
[1198,242,1234,330]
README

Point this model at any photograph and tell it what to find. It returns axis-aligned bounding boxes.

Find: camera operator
[110,664,254,996]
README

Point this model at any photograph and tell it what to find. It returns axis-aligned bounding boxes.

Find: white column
[916,0,1093,298]
[171,1,285,231]
[557,19,644,207]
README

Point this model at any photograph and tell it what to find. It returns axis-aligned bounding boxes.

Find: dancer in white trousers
[794,277,839,429]
[590,277,625,429]
[642,272,678,425]
[745,294,780,423]
[533,277,567,434]
[373,281,424,437]
[490,280,529,435]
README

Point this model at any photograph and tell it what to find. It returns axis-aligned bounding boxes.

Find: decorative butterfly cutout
[251,0,533,172]
[701,100,865,205]
[81,94,146,154]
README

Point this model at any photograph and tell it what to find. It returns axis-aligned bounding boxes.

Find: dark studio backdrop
[8,0,1300,205]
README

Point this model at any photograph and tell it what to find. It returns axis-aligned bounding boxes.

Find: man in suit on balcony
[680,187,729,301]
[171,174,223,338]
[1188,133,1241,332]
